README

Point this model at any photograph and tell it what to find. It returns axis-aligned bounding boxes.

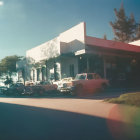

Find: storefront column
[56,62,61,80]
[30,70,33,81]
[103,58,107,79]
[35,69,38,81]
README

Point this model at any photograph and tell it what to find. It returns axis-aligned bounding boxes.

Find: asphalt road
[0,97,140,140]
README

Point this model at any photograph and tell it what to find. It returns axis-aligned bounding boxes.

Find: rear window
[75,74,86,80]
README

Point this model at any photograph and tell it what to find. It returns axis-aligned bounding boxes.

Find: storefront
[17,22,140,87]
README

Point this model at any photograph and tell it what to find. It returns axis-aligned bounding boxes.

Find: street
[0,96,140,140]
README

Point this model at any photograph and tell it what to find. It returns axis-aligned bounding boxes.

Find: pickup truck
[60,73,109,95]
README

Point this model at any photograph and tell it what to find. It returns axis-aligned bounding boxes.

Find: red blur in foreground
[107,105,140,140]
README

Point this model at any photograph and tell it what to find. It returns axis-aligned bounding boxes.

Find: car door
[85,74,102,93]
[83,74,96,93]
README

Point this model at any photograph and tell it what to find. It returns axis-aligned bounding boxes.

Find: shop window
[42,67,46,81]
[33,70,35,81]
[70,64,74,77]
[37,69,40,81]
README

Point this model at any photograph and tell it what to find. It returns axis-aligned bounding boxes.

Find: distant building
[129,40,140,46]
[17,22,140,87]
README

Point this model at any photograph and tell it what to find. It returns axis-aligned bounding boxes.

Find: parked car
[53,77,73,91]
[29,81,58,95]
[60,73,109,95]
[0,86,8,94]
[3,81,58,96]
[3,83,25,95]
[25,81,36,86]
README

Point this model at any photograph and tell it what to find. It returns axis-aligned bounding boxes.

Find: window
[33,70,35,81]
[70,64,74,77]
[37,69,40,81]
[75,74,86,80]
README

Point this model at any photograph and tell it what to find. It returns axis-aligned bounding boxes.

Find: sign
[75,49,86,55]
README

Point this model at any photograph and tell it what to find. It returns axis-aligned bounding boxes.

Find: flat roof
[86,36,140,53]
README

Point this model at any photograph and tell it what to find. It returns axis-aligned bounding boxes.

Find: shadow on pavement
[0,87,140,100]
[0,102,139,140]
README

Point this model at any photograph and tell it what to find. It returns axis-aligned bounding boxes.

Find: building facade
[17,22,140,87]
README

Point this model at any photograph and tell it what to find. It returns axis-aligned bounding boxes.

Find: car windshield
[75,74,86,80]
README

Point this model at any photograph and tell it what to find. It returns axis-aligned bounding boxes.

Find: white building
[17,22,140,86]
[17,22,86,82]
[129,40,140,46]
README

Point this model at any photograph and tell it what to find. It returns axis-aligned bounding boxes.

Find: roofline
[85,36,140,53]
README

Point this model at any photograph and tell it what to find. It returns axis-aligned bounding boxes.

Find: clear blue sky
[0,0,140,60]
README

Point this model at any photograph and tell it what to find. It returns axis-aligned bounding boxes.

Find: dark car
[0,86,8,94]
[3,83,24,95]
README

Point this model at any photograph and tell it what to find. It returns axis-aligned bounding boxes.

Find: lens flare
[107,105,140,140]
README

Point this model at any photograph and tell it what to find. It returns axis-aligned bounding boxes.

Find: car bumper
[59,86,75,92]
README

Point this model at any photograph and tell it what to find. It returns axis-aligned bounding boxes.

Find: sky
[0,0,140,60]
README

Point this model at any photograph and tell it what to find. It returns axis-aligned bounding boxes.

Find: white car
[53,77,73,91]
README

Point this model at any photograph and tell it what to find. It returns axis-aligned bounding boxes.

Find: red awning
[86,36,140,53]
